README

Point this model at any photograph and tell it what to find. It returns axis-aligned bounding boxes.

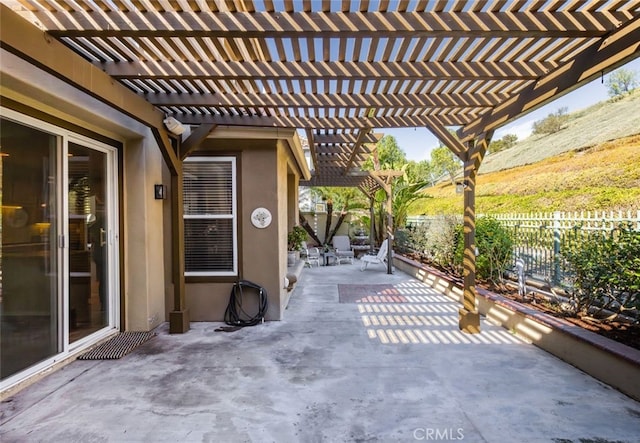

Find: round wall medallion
[251,207,272,228]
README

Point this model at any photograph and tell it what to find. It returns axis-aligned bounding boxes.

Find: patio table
[321,251,336,266]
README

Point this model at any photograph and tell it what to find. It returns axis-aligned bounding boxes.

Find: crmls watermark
[413,427,465,440]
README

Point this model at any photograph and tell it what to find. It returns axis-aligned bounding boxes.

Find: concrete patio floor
[2,261,639,443]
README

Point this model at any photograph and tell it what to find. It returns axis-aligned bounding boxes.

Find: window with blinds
[183,157,237,276]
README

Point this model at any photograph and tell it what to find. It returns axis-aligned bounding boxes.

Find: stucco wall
[185,137,293,321]
[123,134,166,331]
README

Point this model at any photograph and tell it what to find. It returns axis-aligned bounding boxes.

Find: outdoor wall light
[154,184,167,200]
[163,116,186,135]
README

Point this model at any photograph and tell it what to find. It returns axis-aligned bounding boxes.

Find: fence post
[553,211,561,285]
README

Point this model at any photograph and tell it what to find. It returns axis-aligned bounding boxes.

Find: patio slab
[2,261,639,442]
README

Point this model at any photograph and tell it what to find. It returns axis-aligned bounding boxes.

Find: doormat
[338,284,407,304]
[78,331,157,360]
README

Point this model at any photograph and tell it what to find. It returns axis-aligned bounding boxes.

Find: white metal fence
[406,211,640,286]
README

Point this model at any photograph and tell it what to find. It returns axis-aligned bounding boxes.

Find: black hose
[224,280,268,327]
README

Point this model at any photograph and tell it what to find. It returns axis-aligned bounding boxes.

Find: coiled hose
[224,280,268,327]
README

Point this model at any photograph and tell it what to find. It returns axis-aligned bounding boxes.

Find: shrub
[532,107,569,135]
[428,215,461,272]
[454,216,513,283]
[403,215,513,282]
[287,225,307,251]
[402,216,461,274]
[561,225,640,319]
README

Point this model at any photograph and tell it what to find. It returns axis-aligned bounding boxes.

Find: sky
[384,58,640,162]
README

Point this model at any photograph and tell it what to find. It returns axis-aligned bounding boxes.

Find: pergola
[2,0,639,333]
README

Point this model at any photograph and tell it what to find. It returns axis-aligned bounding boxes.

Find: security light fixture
[163,116,185,135]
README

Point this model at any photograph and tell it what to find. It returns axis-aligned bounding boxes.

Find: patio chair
[332,235,355,264]
[360,238,389,271]
[305,247,321,267]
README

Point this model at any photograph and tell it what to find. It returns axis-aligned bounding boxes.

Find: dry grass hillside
[410,133,640,216]
[479,90,640,174]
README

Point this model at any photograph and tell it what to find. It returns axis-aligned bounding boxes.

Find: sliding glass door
[0,118,59,379]
[68,142,112,343]
[1,111,119,384]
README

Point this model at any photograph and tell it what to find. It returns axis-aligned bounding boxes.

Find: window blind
[183,157,236,276]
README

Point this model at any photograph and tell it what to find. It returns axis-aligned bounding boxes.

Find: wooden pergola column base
[170,310,191,334]
[459,308,480,334]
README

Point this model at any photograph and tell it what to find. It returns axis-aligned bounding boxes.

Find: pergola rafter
[42,11,624,38]
[98,60,549,81]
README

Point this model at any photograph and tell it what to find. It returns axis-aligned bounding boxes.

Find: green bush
[287,225,307,251]
[532,107,569,135]
[403,215,512,282]
[562,225,640,319]
[454,216,513,283]
[403,216,461,274]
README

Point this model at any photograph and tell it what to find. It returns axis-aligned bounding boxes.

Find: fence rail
[406,211,640,287]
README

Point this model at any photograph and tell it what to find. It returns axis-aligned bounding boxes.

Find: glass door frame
[0,107,120,390]
[64,134,120,353]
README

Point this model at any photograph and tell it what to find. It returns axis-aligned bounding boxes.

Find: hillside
[479,90,640,174]
[409,133,640,215]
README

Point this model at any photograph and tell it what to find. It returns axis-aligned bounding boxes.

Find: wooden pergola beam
[305,128,318,172]
[424,118,467,162]
[45,11,618,38]
[343,127,372,175]
[143,91,501,109]
[99,60,548,81]
[312,132,380,145]
[459,18,640,141]
[0,4,179,174]
[179,124,217,160]
[175,113,474,129]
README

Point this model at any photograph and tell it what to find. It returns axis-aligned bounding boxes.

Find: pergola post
[385,187,393,275]
[151,129,190,334]
[425,119,493,333]
[369,171,402,274]
[459,155,480,333]
[168,170,189,333]
[458,134,492,333]
[368,196,375,254]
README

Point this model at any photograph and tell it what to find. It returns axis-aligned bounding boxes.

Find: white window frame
[183,156,237,277]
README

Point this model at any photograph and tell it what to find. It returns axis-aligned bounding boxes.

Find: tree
[532,107,569,136]
[363,135,407,171]
[606,68,638,98]
[301,187,368,246]
[430,146,462,184]
[488,133,518,154]
[361,137,433,243]
[405,160,437,186]
[391,175,432,229]
[502,134,518,150]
